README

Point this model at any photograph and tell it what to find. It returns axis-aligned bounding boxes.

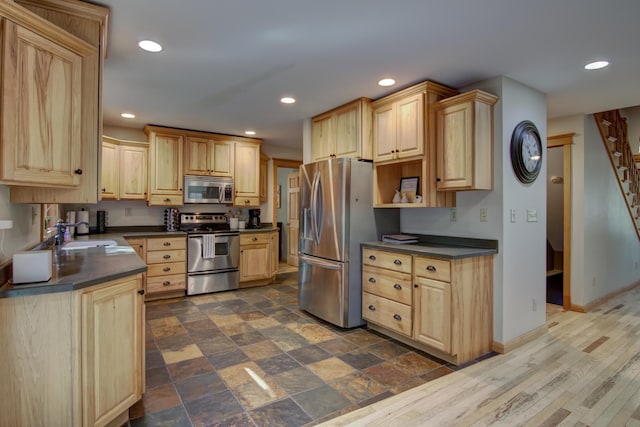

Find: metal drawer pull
[163,254,171,259]
[369,255,376,261]
[393,314,402,321]
[394,259,402,265]
[368,304,376,311]
[368,277,376,283]
[163,242,171,246]
[163,281,171,286]
[163,267,171,272]
[426,265,436,271]
[393,284,402,290]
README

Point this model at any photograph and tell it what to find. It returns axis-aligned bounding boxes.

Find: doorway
[546,133,574,311]
[272,158,302,271]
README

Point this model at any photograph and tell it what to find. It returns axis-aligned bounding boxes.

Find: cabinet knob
[426,265,436,271]
[394,259,402,265]
[252,237,258,241]
[163,242,171,246]
[163,254,171,259]
[368,304,376,311]
[137,289,145,295]
[101,188,106,192]
[393,314,402,321]
[414,284,418,288]
[163,281,171,286]
[369,255,376,261]
[164,198,171,202]
[74,168,83,175]
[368,277,376,283]
[163,267,171,272]
[393,283,402,290]
[436,178,441,182]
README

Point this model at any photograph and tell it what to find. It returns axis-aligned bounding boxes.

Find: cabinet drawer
[146,249,186,264]
[362,265,412,305]
[414,256,451,282]
[147,262,186,277]
[362,248,412,274]
[234,197,260,207]
[240,233,270,245]
[362,292,412,337]
[146,237,186,251]
[147,194,183,206]
[147,274,186,293]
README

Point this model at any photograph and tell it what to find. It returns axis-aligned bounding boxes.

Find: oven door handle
[188,232,239,239]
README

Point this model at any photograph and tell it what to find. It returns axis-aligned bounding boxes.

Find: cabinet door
[100,141,119,199]
[1,20,83,186]
[396,92,424,158]
[184,136,210,175]
[120,145,148,200]
[210,140,234,177]
[311,114,333,161]
[413,276,451,353]
[334,103,360,158]
[81,276,143,427]
[234,141,260,205]
[240,244,270,282]
[259,152,268,203]
[373,103,396,162]
[149,132,183,196]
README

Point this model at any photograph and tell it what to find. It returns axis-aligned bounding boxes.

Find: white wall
[0,185,41,263]
[401,76,547,344]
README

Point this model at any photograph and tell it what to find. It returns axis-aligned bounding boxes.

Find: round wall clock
[510,120,542,184]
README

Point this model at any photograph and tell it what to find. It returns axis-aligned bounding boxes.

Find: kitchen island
[0,238,147,427]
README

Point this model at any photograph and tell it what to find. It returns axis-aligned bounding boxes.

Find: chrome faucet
[54,219,90,245]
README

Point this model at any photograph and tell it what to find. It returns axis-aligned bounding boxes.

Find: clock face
[510,120,542,184]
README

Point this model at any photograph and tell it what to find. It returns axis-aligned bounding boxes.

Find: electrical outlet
[480,208,488,222]
[125,207,132,217]
[527,209,538,222]
[532,298,537,312]
[510,209,516,223]
[450,208,457,222]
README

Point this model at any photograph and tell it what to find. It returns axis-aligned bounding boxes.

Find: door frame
[547,133,574,310]
[271,158,303,260]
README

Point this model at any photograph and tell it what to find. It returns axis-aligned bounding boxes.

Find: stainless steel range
[179,212,240,295]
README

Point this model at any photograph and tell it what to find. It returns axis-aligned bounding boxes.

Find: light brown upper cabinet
[234,141,262,207]
[371,81,458,208]
[7,0,108,204]
[311,98,373,162]
[435,90,498,191]
[145,126,184,206]
[259,151,269,203]
[101,136,148,201]
[184,136,234,177]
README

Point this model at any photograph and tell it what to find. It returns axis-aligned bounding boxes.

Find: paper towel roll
[76,210,89,235]
[66,211,76,237]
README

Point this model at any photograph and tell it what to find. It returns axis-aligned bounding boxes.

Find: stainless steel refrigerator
[298,157,377,328]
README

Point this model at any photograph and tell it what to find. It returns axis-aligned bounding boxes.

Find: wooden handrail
[594,110,640,239]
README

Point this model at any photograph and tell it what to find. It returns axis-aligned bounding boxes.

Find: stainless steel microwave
[184,176,234,204]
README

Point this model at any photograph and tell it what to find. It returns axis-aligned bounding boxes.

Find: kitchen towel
[202,234,215,259]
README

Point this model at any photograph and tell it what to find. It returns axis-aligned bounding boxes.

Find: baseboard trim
[492,324,548,354]
[574,279,640,312]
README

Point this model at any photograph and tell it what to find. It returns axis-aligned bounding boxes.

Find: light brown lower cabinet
[362,247,493,365]
[142,236,187,301]
[0,274,144,427]
[240,230,278,287]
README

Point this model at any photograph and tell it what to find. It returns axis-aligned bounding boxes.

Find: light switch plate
[527,209,538,222]
[510,209,516,223]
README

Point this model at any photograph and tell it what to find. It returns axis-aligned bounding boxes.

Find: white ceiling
[99,0,640,151]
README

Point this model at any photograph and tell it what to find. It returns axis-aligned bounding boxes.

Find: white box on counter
[12,250,52,284]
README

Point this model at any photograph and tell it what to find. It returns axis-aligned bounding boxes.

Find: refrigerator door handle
[299,253,341,270]
[311,171,323,245]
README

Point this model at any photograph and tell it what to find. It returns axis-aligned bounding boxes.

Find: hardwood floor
[321,286,640,426]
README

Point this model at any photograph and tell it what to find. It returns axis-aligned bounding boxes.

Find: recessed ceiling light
[378,78,396,87]
[280,97,296,104]
[245,130,256,135]
[138,40,162,53]
[121,113,135,119]
[584,60,609,70]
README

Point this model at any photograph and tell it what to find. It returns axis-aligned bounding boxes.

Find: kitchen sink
[61,239,119,250]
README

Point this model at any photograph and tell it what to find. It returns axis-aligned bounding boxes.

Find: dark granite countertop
[0,235,147,298]
[362,234,498,259]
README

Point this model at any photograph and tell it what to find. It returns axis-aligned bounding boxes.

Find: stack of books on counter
[382,234,419,244]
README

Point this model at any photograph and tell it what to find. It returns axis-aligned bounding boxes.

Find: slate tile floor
[130,272,488,426]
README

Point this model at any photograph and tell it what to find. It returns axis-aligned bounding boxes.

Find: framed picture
[276,185,282,208]
[400,176,419,202]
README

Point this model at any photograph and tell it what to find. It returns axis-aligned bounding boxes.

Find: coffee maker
[248,209,261,229]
